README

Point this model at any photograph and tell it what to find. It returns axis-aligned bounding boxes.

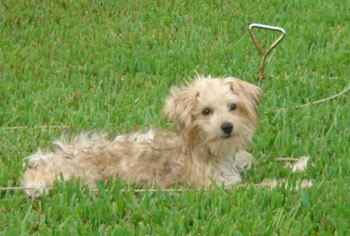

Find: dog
[21,75,262,197]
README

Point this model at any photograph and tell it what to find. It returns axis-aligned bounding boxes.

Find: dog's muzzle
[221,122,233,138]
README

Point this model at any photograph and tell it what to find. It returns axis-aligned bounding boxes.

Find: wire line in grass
[267,82,350,113]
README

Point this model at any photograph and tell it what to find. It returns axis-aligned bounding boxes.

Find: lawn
[1,0,349,235]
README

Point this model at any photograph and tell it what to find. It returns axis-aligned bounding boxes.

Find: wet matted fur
[22,75,262,197]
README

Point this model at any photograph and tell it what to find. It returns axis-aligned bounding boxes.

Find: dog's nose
[221,122,233,135]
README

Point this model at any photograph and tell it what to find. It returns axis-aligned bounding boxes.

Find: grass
[1,0,349,235]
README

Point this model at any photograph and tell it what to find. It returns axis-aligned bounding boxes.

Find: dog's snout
[221,122,233,135]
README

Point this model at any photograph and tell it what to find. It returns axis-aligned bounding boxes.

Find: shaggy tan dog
[22,75,262,196]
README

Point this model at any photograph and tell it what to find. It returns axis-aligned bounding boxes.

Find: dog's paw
[234,151,255,170]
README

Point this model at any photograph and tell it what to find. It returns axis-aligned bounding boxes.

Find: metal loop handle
[249,23,286,80]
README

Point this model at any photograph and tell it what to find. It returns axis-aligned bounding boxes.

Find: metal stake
[249,23,286,80]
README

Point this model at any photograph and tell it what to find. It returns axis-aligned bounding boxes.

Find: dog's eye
[202,108,212,116]
[228,103,237,111]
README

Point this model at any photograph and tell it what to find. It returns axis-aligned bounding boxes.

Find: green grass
[1,0,349,235]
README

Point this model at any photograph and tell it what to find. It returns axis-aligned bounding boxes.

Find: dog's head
[163,75,262,157]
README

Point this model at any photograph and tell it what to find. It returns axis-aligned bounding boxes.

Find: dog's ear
[225,77,262,109]
[224,77,262,123]
[163,86,198,132]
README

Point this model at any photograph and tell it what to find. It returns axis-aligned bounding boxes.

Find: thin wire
[266,82,350,113]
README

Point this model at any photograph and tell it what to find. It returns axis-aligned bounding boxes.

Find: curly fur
[21,75,262,197]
